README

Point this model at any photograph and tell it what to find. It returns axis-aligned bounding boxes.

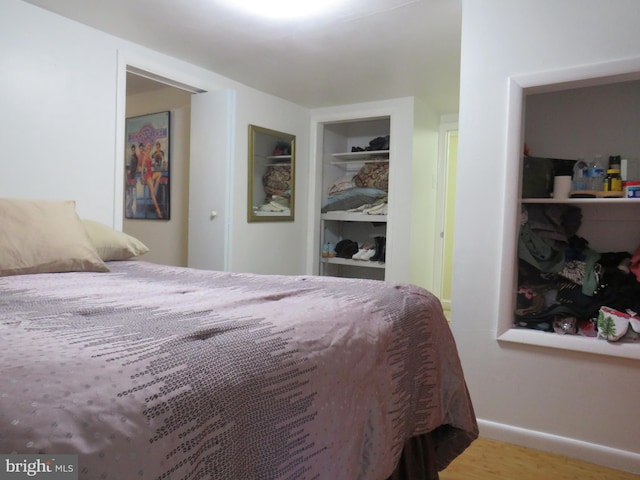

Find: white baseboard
[440,298,451,311]
[477,419,640,475]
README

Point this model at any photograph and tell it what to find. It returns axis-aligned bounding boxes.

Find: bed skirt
[389,424,473,480]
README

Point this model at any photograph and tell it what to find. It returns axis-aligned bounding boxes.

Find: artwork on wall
[125,111,170,220]
[247,124,296,222]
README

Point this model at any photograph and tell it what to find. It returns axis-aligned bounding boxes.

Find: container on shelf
[584,155,605,191]
[572,157,588,191]
[603,169,622,192]
[608,154,622,171]
[624,181,640,198]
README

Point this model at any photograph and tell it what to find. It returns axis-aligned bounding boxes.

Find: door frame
[115,51,209,229]
[114,50,234,271]
[432,115,458,308]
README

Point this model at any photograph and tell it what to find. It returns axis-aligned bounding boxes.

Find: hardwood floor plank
[439,437,640,480]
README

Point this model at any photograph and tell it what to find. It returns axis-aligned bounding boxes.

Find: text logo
[0,455,77,479]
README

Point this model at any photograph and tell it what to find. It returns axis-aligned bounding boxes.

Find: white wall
[1,0,309,276]
[231,88,310,275]
[525,80,640,167]
[1,1,118,223]
[409,98,441,291]
[454,0,640,473]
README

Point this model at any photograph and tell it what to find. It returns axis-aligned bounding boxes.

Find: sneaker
[352,249,366,260]
[360,248,376,260]
[597,306,630,341]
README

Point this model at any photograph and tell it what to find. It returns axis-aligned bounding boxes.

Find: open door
[188,89,235,271]
[440,128,458,316]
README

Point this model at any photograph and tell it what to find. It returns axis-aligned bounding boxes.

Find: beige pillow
[0,198,109,276]
[82,219,149,261]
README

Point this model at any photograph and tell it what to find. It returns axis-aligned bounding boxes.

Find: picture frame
[125,111,170,220]
[247,124,295,222]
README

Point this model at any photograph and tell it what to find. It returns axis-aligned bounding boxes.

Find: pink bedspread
[0,261,477,479]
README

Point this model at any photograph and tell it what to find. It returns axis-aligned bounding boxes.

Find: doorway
[116,64,235,272]
[123,72,193,267]
[440,129,458,317]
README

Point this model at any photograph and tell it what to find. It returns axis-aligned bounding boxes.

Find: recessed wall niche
[498,59,640,360]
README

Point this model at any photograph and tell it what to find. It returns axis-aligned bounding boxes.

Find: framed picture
[125,111,170,220]
[247,124,295,222]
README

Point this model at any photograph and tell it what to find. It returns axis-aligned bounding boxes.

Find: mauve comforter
[0,261,477,479]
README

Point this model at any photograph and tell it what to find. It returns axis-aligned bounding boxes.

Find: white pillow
[82,219,150,261]
[0,198,109,276]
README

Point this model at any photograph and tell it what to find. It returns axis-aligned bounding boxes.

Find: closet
[319,117,390,281]
[309,99,416,283]
[506,75,640,359]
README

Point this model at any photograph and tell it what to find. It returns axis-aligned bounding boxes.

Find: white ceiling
[22,0,462,114]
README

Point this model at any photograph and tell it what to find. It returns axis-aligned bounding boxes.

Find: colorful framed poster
[124,111,170,220]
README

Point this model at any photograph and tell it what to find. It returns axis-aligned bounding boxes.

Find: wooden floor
[439,437,639,480]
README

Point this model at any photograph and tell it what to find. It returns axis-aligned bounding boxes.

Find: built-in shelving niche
[499,58,640,360]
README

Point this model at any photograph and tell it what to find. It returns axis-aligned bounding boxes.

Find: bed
[0,199,478,479]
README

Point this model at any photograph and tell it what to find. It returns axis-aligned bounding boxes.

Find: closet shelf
[253,211,290,217]
[331,150,389,163]
[321,212,387,222]
[522,197,640,204]
[499,328,640,360]
[321,257,386,269]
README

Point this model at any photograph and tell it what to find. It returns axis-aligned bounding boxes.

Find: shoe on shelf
[351,248,372,260]
[370,236,386,262]
[335,239,359,259]
[361,248,376,260]
[352,249,366,260]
